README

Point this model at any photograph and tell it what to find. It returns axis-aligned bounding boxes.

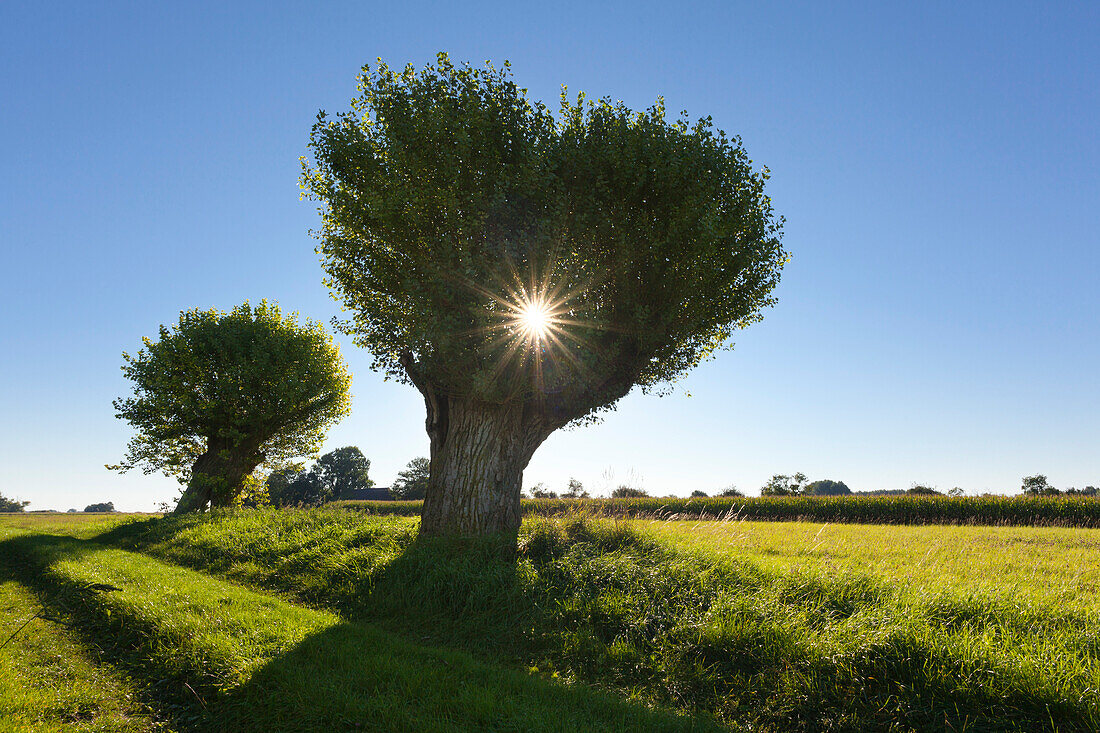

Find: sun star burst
[446,262,604,396]
[518,300,553,340]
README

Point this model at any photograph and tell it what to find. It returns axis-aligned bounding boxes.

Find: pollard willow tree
[302,54,786,536]
[111,301,352,512]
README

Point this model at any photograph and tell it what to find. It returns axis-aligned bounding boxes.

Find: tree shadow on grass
[95,514,540,657]
[0,533,210,729]
[0,532,719,732]
[209,618,717,732]
[348,528,1097,732]
[85,516,1099,731]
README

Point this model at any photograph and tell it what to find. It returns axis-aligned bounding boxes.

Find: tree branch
[401,351,448,447]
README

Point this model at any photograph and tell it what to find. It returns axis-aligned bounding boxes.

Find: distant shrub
[0,492,30,512]
[719,486,743,497]
[265,466,312,507]
[314,446,374,500]
[562,478,589,499]
[760,472,807,496]
[1022,474,1060,495]
[907,485,941,496]
[690,490,708,498]
[266,447,374,507]
[611,486,649,498]
[84,502,115,513]
[389,457,429,500]
[804,479,851,496]
[1066,486,1099,496]
[233,474,270,508]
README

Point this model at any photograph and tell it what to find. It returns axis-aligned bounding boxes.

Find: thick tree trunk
[418,396,551,537]
[173,440,260,514]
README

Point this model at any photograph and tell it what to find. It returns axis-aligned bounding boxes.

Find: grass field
[644,519,1100,610]
[2,509,1097,731]
[0,517,714,732]
[0,574,160,732]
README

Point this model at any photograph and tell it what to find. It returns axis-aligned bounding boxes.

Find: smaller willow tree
[111,301,351,512]
[303,54,787,536]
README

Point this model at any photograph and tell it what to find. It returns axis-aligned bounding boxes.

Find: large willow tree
[111,301,351,512]
[302,54,786,536]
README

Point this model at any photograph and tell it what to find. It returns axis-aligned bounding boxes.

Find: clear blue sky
[2,1,1097,510]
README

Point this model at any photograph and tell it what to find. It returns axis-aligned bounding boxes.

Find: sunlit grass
[30,508,1098,731]
[0,575,160,732]
[0,519,712,732]
[0,513,139,538]
[642,519,1100,611]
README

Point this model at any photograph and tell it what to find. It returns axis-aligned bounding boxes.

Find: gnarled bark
[419,397,551,536]
[403,354,554,536]
[401,351,634,537]
[173,439,261,513]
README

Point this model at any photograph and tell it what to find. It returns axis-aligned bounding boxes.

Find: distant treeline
[337,494,1100,528]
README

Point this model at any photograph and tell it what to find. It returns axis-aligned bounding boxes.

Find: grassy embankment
[0,519,713,732]
[339,494,1100,527]
[63,508,1100,731]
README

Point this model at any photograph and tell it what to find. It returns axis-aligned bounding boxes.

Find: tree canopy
[562,478,589,499]
[0,493,29,512]
[389,457,429,500]
[111,301,351,511]
[611,486,649,498]
[301,54,786,535]
[267,447,374,506]
[803,479,851,496]
[265,466,310,507]
[312,446,374,499]
[1021,474,1058,496]
[760,473,808,496]
[303,53,784,417]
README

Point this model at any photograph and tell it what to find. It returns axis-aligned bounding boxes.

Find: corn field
[338,494,1100,527]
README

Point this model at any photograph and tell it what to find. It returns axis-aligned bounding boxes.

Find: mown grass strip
[0,529,717,733]
[90,509,1100,731]
[338,494,1100,527]
[0,573,162,732]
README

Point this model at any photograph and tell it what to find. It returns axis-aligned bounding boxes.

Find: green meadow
[0,576,159,733]
[2,509,1097,731]
[644,519,1100,610]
